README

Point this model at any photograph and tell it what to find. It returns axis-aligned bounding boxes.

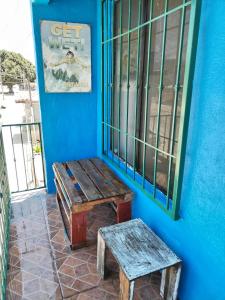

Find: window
[102,0,201,219]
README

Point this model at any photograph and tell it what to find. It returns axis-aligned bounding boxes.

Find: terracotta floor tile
[72,279,93,292]
[74,264,90,278]
[60,284,78,298]
[58,272,75,288]
[6,191,163,300]
[59,264,76,277]
[79,273,101,286]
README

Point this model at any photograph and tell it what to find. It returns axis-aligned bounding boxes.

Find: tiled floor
[6,190,162,300]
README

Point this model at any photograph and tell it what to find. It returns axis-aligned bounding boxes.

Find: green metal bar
[125,0,132,172]
[28,124,37,188]
[106,0,109,156]
[38,123,46,187]
[172,0,202,219]
[11,186,45,194]
[10,126,19,191]
[102,1,192,44]
[166,0,186,209]
[19,125,29,190]
[101,0,105,154]
[132,0,142,179]
[117,0,123,162]
[2,122,40,127]
[111,0,115,160]
[103,122,175,158]
[153,0,169,197]
[142,0,153,187]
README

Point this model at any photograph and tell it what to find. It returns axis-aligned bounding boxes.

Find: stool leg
[97,231,106,279]
[70,211,87,249]
[160,263,181,300]
[119,269,134,300]
[116,201,131,223]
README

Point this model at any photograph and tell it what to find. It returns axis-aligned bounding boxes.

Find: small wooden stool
[97,219,181,300]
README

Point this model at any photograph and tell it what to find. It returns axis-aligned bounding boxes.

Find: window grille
[102,0,201,219]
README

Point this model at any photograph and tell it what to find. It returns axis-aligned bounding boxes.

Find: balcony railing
[2,122,46,193]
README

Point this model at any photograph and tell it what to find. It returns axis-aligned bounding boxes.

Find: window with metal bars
[102,0,201,219]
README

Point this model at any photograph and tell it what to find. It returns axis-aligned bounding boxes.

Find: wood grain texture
[67,161,103,201]
[160,263,181,300]
[79,159,119,198]
[53,162,84,204]
[99,219,181,281]
[97,231,106,279]
[91,158,130,194]
[119,269,135,300]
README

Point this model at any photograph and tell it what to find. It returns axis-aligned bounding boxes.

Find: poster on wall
[40,20,91,93]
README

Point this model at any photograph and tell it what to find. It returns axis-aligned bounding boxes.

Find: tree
[0,50,36,93]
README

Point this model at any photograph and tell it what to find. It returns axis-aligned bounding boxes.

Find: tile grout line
[41,194,65,299]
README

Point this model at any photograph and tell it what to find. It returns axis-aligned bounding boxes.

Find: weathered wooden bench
[97,219,181,300]
[53,158,133,249]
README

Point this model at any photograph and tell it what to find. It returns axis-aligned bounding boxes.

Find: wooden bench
[97,219,181,300]
[53,158,133,249]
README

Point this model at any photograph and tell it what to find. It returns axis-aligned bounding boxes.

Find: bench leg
[119,269,135,300]
[116,201,131,223]
[97,231,106,279]
[160,263,181,300]
[70,211,88,249]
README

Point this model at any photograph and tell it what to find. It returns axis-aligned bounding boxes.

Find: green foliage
[0,49,36,92]
[33,144,41,154]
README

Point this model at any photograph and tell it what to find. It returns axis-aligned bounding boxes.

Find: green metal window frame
[101,0,202,219]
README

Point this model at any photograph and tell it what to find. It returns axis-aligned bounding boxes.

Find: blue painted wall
[31,0,98,193]
[97,1,225,299]
[31,0,225,299]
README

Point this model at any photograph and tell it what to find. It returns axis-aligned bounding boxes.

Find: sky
[0,0,35,64]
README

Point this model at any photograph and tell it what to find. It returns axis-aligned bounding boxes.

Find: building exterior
[30,0,225,299]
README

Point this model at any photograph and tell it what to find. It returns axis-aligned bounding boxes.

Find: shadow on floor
[6,190,162,300]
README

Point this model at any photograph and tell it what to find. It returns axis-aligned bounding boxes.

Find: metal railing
[0,128,10,299]
[2,122,45,193]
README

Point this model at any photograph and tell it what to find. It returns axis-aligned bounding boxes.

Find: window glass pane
[119,34,128,160]
[156,152,169,194]
[168,0,182,10]
[113,38,121,129]
[131,0,141,29]
[144,145,155,184]
[159,9,182,153]
[138,18,164,179]
[180,7,190,83]
[114,1,121,36]
[153,0,165,18]
[122,0,129,33]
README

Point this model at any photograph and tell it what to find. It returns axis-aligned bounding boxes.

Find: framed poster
[40,20,91,93]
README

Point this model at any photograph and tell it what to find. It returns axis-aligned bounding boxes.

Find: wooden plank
[54,179,70,221]
[97,231,106,280]
[99,219,181,281]
[160,263,181,300]
[66,161,103,201]
[53,162,84,204]
[78,159,120,198]
[119,269,135,300]
[91,158,130,194]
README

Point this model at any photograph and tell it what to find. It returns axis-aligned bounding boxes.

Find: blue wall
[31,0,225,299]
[98,1,225,299]
[31,0,98,193]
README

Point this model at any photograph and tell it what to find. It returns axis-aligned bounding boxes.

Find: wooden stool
[97,219,181,300]
[53,158,133,249]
